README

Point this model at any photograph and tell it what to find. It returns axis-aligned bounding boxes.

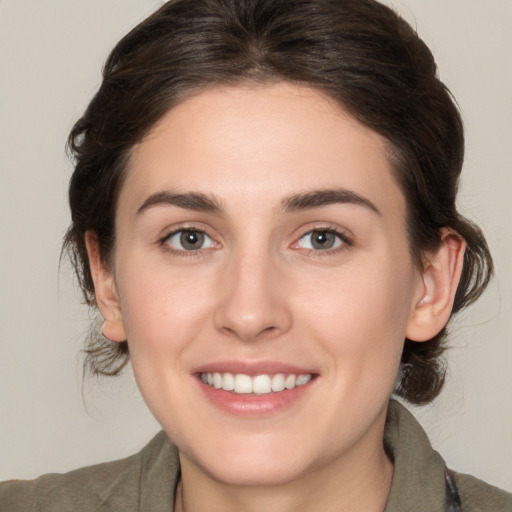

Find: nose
[213,249,292,343]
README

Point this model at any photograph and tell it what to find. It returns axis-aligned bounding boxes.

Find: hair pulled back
[64,0,493,405]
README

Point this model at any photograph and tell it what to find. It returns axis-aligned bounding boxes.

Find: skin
[87,82,465,512]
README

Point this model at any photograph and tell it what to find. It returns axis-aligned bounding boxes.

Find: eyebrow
[282,189,381,215]
[137,191,224,215]
[136,188,380,216]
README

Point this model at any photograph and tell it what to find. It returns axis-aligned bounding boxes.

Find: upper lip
[192,360,317,376]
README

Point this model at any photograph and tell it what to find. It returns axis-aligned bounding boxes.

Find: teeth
[213,372,222,389]
[285,374,296,389]
[271,373,286,392]
[296,374,311,386]
[253,374,272,394]
[234,374,252,394]
[200,372,312,394]
[222,372,235,391]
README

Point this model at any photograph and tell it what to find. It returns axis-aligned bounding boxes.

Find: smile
[200,372,312,394]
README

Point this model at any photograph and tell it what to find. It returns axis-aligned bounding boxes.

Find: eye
[296,229,346,251]
[164,229,215,251]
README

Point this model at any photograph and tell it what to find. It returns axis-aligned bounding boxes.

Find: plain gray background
[1,0,511,491]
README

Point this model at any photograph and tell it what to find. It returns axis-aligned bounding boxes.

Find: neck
[175,419,393,512]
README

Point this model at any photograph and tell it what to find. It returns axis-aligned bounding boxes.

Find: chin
[180,432,318,487]
[204,455,310,487]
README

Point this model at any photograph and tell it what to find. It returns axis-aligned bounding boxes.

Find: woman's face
[108,83,424,485]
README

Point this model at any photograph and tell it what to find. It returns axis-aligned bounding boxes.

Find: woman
[1,0,511,510]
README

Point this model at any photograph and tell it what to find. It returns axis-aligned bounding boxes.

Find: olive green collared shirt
[2,401,511,511]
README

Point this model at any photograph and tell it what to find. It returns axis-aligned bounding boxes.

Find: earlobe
[406,229,466,342]
[85,231,127,343]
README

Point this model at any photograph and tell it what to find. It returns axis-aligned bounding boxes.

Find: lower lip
[197,376,315,417]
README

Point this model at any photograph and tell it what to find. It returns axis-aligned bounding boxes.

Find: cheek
[115,258,217,356]
[293,254,415,369]
[112,259,221,425]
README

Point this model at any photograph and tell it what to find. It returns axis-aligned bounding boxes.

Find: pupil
[312,231,334,249]
[181,231,204,250]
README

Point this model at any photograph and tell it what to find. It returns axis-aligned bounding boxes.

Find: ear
[85,230,126,342]
[406,229,466,342]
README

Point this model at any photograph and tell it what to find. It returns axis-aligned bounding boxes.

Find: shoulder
[0,455,135,512]
[452,471,512,512]
[0,431,179,512]
[384,400,512,512]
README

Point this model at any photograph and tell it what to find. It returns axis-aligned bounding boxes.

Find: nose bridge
[214,242,291,342]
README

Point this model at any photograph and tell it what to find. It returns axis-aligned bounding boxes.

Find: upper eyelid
[293,224,353,242]
[298,229,350,244]
[159,223,216,241]
[300,227,349,237]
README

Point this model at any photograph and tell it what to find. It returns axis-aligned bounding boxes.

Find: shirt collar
[384,400,448,511]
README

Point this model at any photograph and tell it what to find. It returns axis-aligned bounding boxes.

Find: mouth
[199,372,313,395]
[194,362,318,416]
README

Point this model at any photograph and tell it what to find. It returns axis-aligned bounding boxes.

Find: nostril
[219,323,280,343]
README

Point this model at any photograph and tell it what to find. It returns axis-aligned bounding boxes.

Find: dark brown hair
[64,0,493,405]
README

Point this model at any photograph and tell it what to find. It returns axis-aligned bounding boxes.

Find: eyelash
[159,225,219,257]
[292,227,353,257]
[158,225,352,257]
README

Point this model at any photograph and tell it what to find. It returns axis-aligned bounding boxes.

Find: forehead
[122,82,405,220]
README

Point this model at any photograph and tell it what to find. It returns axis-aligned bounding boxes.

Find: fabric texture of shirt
[1,400,511,511]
